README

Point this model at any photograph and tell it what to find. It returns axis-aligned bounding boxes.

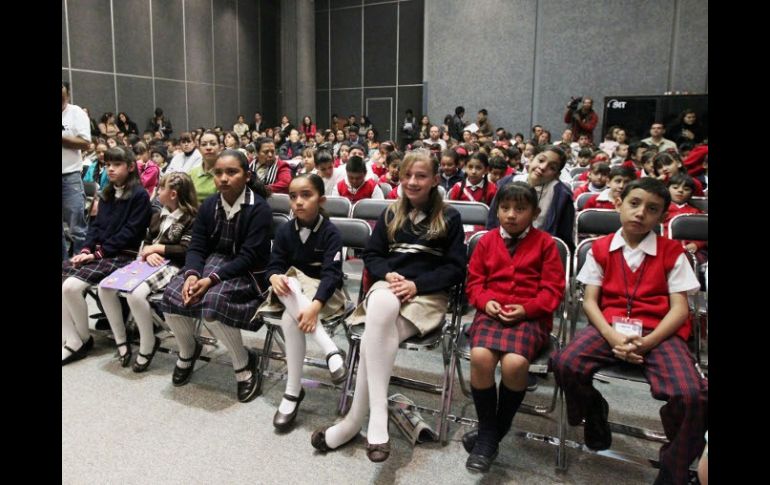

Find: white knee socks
[205,319,250,380]
[164,314,197,368]
[324,344,370,448]
[98,286,128,353]
[126,283,156,363]
[62,277,92,359]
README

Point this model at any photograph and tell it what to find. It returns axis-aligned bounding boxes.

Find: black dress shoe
[273,388,306,431]
[584,395,612,451]
[311,426,359,452]
[235,349,261,403]
[82,335,94,352]
[132,337,161,373]
[462,429,478,453]
[326,349,348,385]
[172,341,203,387]
[116,341,133,368]
[366,440,390,463]
[62,340,90,366]
[465,449,498,472]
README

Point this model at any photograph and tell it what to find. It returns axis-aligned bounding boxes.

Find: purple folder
[99,259,169,292]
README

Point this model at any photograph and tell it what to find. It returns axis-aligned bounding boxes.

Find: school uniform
[448,179,497,206]
[379,173,399,187]
[583,189,616,210]
[439,170,464,194]
[348,204,467,335]
[62,184,152,283]
[664,202,707,252]
[257,215,347,319]
[162,187,272,331]
[332,177,384,203]
[141,208,196,293]
[465,227,565,359]
[572,182,604,198]
[551,230,706,485]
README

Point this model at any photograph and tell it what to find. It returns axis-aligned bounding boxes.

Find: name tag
[612,316,643,337]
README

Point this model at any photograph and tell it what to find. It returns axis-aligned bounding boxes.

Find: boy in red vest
[331,155,384,202]
[582,165,636,210]
[551,178,706,485]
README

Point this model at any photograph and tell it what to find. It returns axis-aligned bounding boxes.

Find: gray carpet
[63,266,671,484]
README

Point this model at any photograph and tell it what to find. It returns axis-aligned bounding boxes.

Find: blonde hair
[158,172,199,217]
[386,149,447,242]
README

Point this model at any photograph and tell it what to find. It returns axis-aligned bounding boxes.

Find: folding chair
[668,213,708,369]
[557,236,704,476]
[256,218,371,393]
[688,196,708,213]
[83,181,98,223]
[570,166,589,179]
[447,232,572,451]
[574,192,595,212]
[379,182,393,197]
[350,198,395,223]
[445,200,489,226]
[575,209,662,249]
[323,196,353,218]
[267,193,291,215]
[571,180,586,192]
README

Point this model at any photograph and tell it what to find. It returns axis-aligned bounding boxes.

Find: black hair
[452,152,490,200]
[345,155,367,174]
[678,141,694,153]
[478,108,488,116]
[386,151,402,166]
[217,149,270,199]
[440,148,460,165]
[154,107,164,117]
[290,173,328,218]
[132,141,148,155]
[102,146,141,202]
[349,143,367,154]
[590,162,611,176]
[315,149,334,167]
[255,136,275,153]
[496,181,538,209]
[62,80,70,94]
[667,173,696,192]
[488,156,508,171]
[455,106,465,116]
[609,165,636,180]
[620,178,671,207]
[127,134,141,146]
[542,144,569,171]
[506,146,521,160]
[578,148,593,158]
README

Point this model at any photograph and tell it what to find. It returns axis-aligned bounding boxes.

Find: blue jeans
[62,171,87,260]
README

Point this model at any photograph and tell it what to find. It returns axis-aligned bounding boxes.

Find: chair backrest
[83,181,98,198]
[447,200,489,226]
[689,196,708,213]
[379,182,393,196]
[574,237,599,275]
[467,230,487,259]
[351,198,395,222]
[323,196,352,218]
[267,193,291,215]
[571,180,586,191]
[668,213,708,241]
[329,217,372,249]
[552,236,571,280]
[570,166,589,179]
[575,192,595,211]
[576,209,621,236]
[271,213,291,238]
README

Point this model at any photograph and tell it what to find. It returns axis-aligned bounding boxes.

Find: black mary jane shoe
[311,426,359,453]
[62,340,90,366]
[465,448,499,473]
[462,429,478,453]
[273,388,306,431]
[235,349,261,403]
[172,341,203,387]
[326,349,348,385]
[366,440,391,463]
[116,341,133,368]
[132,337,161,373]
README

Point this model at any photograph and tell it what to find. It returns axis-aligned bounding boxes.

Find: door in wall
[365,97,393,143]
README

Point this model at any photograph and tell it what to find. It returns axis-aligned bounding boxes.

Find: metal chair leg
[338,339,359,415]
[556,388,568,471]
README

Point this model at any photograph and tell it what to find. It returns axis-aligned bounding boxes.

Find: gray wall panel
[71,71,116,121]
[188,83,215,129]
[363,4,397,86]
[155,80,187,133]
[330,8,362,88]
[671,0,708,93]
[331,89,363,123]
[116,76,154,128]
[425,0,535,139]
[68,0,113,72]
[216,86,238,129]
[332,0,363,8]
[113,0,152,76]
[316,91,330,135]
[316,10,329,89]
[316,0,329,10]
[398,0,423,85]
[396,85,422,144]
[213,0,237,87]
[152,0,186,80]
[185,0,215,84]
[62,0,68,67]
[238,0,261,118]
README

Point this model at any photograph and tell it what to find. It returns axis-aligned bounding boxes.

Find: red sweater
[572,183,603,198]
[336,178,378,203]
[683,145,708,177]
[591,234,691,340]
[448,180,497,205]
[386,186,399,199]
[583,194,615,210]
[379,173,399,186]
[265,159,293,194]
[466,228,566,331]
[664,203,707,251]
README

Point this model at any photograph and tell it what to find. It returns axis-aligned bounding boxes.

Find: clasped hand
[385,272,417,302]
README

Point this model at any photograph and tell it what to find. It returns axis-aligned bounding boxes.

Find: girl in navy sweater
[311,149,467,462]
[161,149,272,403]
[258,173,348,430]
[62,146,152,365]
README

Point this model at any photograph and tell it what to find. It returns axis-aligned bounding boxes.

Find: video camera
[567,97,582,111]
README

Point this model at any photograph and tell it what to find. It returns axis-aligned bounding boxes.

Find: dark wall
[315,0,424,146]
[62,0,278,134]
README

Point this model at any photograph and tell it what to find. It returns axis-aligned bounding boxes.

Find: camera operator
[563,96,598,144]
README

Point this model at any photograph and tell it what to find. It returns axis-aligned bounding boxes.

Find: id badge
[612,316,643,337]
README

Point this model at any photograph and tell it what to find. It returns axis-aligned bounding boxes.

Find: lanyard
[619,250,648,317]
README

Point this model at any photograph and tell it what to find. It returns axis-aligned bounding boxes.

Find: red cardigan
[336,178,378,203]
[466,228,566,330]
[591,234,691,340]
[583,194,615,210]
[448,180,497,205]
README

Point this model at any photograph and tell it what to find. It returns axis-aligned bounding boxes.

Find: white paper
[464,123,479,133]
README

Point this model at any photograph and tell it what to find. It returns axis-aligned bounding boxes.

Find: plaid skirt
[347,279,449,336]
[466,312,549,361]
[143,264,180,294]
[62,255,135,285]
[256,266,347,320]
[161,253,266,331]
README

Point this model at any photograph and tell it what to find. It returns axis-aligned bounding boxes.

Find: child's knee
[62,277,86,298]
[125,290,146,308]
[470,348,498,375]
[501,353,530,377]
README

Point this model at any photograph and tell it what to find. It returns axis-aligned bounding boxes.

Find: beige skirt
[347,279,449,336]
[256,266,348,320]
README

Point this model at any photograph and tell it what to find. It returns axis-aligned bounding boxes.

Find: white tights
[324,288,417,447]
[62,277,91,359]
[98,283,156,359]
